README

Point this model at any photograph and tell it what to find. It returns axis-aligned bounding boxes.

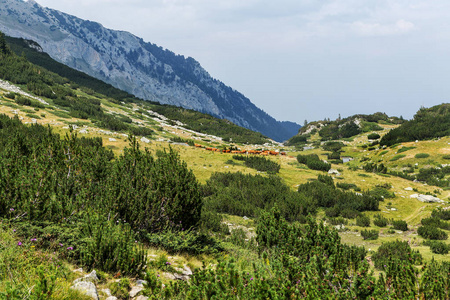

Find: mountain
[0,0,300,142]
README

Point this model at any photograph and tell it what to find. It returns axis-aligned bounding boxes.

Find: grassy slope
[2,73,450,296]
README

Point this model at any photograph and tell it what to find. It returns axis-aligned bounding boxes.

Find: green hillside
[380,103,450,146]
[3,33,269,144]
[2,30,450,299]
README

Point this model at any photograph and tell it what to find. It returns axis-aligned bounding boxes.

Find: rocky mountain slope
[0,0,300,141]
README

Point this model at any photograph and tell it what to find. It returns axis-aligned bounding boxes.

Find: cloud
[351,19,415,36]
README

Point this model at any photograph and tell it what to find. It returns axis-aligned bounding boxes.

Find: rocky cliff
[0,0,300,141]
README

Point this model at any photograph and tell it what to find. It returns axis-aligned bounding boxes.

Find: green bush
[415,153,430,159]
[81,214,146,276]
[372,240,422,270]
[392,220,408,231]
[373,214,388,227]
[361,229,379,240]
[418,225,448,240]
[356,215,371,227]
[423,240,450,254]
[297,154,331,172]
[232,155,281,174]
[390,154,406,161]
[397,146,416,153]
[146,229,224,255]
[432,208,450,220]
[368,133,381,140]
[204,172,315,222]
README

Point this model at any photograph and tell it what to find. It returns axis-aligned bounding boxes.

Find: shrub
[392,220,408,231]
[15,95,31,106]
[418,225,448,240]
[397,146,416,153]
[232,155,281,174]
[80,214,147,276]
[146,230,224,255]
[368,133,381,140]
[423,240,450,254]
[415,153,430,159]
[4,92,16,99]
[432,208,450,220]
[297,154,331,172]
[373,214,388,227]
[372,240,422,270]
[336,183,359,190]
[356,215,370,227]
[390,154,406,161]
[361,229,379,240]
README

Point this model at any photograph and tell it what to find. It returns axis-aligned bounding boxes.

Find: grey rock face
[0,0,300,141]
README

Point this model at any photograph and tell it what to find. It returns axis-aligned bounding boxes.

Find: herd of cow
[194,143,286,156]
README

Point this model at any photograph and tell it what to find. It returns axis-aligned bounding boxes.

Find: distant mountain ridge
[0,0,300,141]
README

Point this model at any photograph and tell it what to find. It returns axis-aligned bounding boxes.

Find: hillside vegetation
[381,104,450,146]
[2,30,450,299]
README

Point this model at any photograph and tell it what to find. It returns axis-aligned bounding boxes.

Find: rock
[101,289,112,296]
[129,285,144,298]
[134,296,149,300]
[71,281,98,300]
[163,272,176,280]
[79,129,88,134]
[391,208,397,211]
[109,138,117,142]
[140,137,150,143]
[328,169,341,176]
[135,280,147,287]
[410,194,444,203]
[173,273,190,281]
[243,216,249,220]
[404,187,413,191]
[105,297,118,300]
[73,270,99,284]
[73,268,83,273]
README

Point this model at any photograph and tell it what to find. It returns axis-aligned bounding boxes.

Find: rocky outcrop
[71,270,99,300]
[410,194,444,203]
[0,0,300,141]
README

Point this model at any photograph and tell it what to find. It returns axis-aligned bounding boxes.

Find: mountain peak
[0,0,300,141]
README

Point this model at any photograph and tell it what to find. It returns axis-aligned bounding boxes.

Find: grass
[0,224,90,299]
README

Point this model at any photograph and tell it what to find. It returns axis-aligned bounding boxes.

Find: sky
[33,0,450,124]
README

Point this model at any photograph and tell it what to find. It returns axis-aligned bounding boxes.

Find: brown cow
[194,143,203,148]
[269,151,278,156]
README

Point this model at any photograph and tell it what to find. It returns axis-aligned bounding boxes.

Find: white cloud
[352,19,415,36]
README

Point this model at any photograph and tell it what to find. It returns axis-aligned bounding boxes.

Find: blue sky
[33,0,449,124]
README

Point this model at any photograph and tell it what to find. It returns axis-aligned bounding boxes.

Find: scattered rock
[73,268,83,273]
[243,216,249,220]
[163,272,176,280]
[410,194,444,203]
[404,187,413,191]
[73,270,99,284]
[71,281,98,300]
[391,208,397,211]
[140,137,150,143]
[129,285,144,298]
[101,289,112,297]
[134,296,149,300]
[79,129,88,134]
[109,138,117,142]
[105,297,118,300]
[328,169,341,176]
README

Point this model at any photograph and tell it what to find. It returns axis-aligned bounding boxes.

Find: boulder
[410,194,444,203]
[328,169,341,176]
[404,187,413,191]
[73,270,99,284]
[140,137,150,143]
[71,281,98,300]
